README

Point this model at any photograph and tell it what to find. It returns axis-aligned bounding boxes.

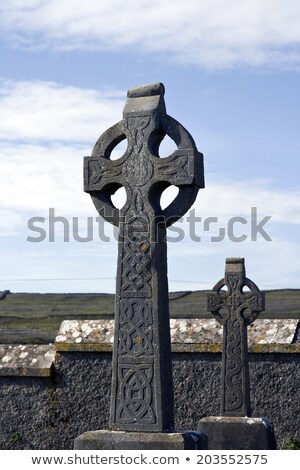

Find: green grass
[283,436,300,450]
[0,293,115,344]
[0,289,299,344]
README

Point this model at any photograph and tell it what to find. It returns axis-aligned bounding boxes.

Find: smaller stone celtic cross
[207,258,264,417]
[84,82,204,432]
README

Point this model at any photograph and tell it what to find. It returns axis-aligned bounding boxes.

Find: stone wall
[0,319,299,450]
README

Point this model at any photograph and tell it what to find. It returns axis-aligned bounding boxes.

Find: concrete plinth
[74,430,207,450]
[198,416,276,450]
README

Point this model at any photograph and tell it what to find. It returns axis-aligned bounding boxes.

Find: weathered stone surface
[0,344,54,376]
[54,318,298,351]
[74,430,207,450]
[207,258,264,417]
[198,416,276,450]
[83,82,204,433]
[0,350,299,449]
[202,258,277,449]
[55,320,115,348]
[0,335,298,375]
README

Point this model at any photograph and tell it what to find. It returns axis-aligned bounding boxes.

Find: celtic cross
[207,258,264,417]
[84,83,204,432]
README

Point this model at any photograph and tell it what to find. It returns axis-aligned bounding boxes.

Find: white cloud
[195,178,300,225]
[0,78,124,142]
[1,1,300,69]
[163,178,300,226]
[0,79,125,238]
[0,209,23,236]
[0,143,90,216]
[0,79,126,237]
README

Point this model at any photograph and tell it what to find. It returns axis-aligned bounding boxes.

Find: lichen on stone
[0,344,55,376]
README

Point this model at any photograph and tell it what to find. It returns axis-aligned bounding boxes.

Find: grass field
[0,289,299,344]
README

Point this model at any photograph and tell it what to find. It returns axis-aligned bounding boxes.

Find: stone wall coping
[0,344,54,377]
[54,342,300,354]
[54,318,298,350]
[1,318,300,376]
[1,343,300,377]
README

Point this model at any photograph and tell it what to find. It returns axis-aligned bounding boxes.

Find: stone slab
[198,416,276,450]
[0,344,54,376]
[55,318,298,352]
[74,430,207,450]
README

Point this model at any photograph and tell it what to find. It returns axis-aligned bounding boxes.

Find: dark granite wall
[0,352,299,449]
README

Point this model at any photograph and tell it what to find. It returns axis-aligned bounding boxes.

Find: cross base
[198,416,276,450]
[74,430,207,450]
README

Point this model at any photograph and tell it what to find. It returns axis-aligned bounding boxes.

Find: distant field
[0,289,299,344]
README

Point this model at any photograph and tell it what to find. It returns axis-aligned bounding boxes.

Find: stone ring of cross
[208,259,264,326]
[84,82,204,228]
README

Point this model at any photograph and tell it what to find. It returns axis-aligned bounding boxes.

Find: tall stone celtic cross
[84,83,204,432]
[207,258,264,417]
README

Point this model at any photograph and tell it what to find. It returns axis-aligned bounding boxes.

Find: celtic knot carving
[224,313,243,412]
[121,209,152,294]
[121,238,152,293]
[126,115,151,154]
[86,159,122,188]
[226,293,243,311]
[156,154,189,179]
[207,293,222,310]
[123,150,153,187]
[118,299,153,356]
[116,364,156,425]
[226,275,242,311]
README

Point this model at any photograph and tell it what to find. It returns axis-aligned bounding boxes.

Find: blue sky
[0,0,299,293]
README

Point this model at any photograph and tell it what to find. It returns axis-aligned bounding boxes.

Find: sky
[0,0,299,294]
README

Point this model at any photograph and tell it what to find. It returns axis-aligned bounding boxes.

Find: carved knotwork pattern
[116,364,156,424]
[121,237,152,293]
[123,116,153,186]
[155,154,189,180]
[118,299,153,356]
[224,312,243,411]
[207,293,222,310]
[247,294,262,311]
[124,151,153,187]
[87,159,122,186]
[226,275,242,311]
[121,197,152,293]
[126,116,151,153]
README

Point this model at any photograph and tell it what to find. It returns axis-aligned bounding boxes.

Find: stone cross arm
[84,149,197,191]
